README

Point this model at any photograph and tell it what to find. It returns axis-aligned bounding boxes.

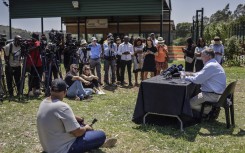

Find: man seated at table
[185,48,226,118]
[65,64,93,100]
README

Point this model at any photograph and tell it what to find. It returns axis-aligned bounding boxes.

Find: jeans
[90,58,101,83]
[68,130,106,153]
[104,59,116,84]
[67,80,93,99]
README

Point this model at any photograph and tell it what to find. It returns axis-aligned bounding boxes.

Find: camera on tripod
[19,39,35,56]
[49,30,64,45]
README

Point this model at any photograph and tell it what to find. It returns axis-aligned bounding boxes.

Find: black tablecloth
[132,75,199,124]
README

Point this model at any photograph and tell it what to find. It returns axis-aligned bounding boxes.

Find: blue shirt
[186,58,226,94]
[209,44,224,64]
[103,42,117,57]
[88,43,102,59]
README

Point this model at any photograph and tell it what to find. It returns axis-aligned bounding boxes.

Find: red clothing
[26,41,42,67]
[155,44,168,62]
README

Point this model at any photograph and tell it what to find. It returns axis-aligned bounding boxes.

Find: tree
[175,22,192,38]
[209,4,232,23]
[233,4,245,19]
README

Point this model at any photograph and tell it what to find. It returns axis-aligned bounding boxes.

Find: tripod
[69,49,79,65]
[19,49,44,101]
[44,51,63,96]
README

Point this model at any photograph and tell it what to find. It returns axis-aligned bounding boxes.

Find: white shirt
[186,58,226,94]
[153,39,158,47]
[195,46,207,60]
[3,42,21,67]
[117,42,134,61]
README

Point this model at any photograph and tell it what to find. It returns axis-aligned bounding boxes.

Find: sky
[0,0,244,32]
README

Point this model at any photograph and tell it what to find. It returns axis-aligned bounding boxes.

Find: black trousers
[195,59,204,72]
[116,55,121,82]
[120,60,132,84]
[5,65,21,96]
[29,66,43,90]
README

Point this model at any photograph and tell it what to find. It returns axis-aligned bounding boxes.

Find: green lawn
[0,64,245,153]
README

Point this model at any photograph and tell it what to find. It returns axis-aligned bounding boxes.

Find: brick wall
[167,46,185,60]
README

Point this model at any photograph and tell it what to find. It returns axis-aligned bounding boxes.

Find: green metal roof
[10,0,171,19]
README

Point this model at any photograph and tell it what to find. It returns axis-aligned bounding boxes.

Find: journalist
[117,35,134,86]
[185,48,226,118]
[65,64,93,100]
[64,33,73,72]
[115,37,122,83]
[27,33,43,96]
[37,78,117,153]
[103,35,117,86]
[77,39,90,75]
[3,35,22,98]
[182,37,195,72]
[209,36,224,65]
[88,37,102,85]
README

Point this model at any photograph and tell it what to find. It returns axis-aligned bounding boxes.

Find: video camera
[161,64,184,79]
[49,30,64,45]
[19,39,35,56]
[0,34,7,49]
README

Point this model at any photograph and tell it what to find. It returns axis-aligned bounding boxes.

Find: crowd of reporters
[0,31,170,101]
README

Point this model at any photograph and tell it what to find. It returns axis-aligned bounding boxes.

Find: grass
[0,62,245,153]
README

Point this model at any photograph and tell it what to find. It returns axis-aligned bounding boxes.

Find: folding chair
[200,81,237,128]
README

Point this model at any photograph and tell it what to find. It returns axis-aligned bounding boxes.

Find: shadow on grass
[132,115,243,142]
[2,94,45,104]
[198,120,245,137]
[103,85,117,92]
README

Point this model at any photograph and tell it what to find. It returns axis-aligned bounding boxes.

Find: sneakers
[96,91,105,95]
[102,138,117,148]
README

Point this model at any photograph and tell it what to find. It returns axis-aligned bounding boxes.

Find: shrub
[223,36,242,66]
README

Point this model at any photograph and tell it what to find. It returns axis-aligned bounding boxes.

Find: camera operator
[27,33,43,96]
[103,35,117,86]
[64,33,73,72]
[77,39,91,75]
[47,31,63,80]
[3,35,22,98]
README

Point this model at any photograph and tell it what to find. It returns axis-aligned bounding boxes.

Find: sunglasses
[85,68,90,70]
[73,67,78,70]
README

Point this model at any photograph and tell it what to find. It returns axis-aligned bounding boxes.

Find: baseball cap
[51,79,68,92]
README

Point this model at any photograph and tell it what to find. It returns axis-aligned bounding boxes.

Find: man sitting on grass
[37,79,117,153]
[65,64,93,100]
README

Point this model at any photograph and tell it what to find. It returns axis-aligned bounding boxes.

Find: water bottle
[180,69,186,83]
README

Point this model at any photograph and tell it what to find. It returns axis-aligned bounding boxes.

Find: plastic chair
[200,81,237,128]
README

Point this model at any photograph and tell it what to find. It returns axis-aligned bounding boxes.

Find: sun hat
[80,39,87,45]
[157,37,165,44]
[214,36,221,41]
